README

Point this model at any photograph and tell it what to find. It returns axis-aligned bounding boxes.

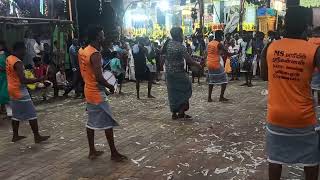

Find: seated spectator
[24,64,50,101]
[110,51,124,94]
[56,65,69,89]
[33,57,49,100]
[33,57,47,79]
[24,64,37,91]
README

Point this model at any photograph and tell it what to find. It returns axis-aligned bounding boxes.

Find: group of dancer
[3,27,129,161]
[1,5,320,179]
[157,6,320,180]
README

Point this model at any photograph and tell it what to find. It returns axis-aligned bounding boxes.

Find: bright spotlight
[158,1,169,12]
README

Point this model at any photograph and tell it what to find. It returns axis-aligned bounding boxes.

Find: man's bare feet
[148,95,155,98]
[219,97,229,102]
[111,153,128,162]
[178,114,192,121]
[34,135,50,143]
[172,113,178,120]
[12,135,27,142]
[208,98,213,102]
[88,150,104,160]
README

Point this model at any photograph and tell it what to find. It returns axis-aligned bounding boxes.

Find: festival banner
[300,0,320,7]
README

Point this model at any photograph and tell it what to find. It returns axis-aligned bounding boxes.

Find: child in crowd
[110,51,124,94]
[33,57,47,79]
[24,64,37,91]
[33,57,49,100]
[56,65,69,90]
[190,54,204,84]
[228,39,240,81]
[24,63,50,101]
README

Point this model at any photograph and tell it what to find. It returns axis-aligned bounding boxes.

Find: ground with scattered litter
[0,79,307,180]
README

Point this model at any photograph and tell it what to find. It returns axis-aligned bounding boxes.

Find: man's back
[207,40,220,70]
[267,38,319,128]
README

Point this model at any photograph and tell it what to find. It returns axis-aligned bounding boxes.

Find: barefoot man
[261,7,320,180]
[79,25,127,161]
[207,30,229,102]
[6,42,50,143]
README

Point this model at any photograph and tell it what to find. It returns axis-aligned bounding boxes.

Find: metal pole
[49,23,54,63]
[0,16,73,23]
[199,0,204,31]
[50,0,54,18]
[75,0,79,39]
[239,0,245,36]
[3,22,7,44]
[68,0,74,38]
[198,0,205,56]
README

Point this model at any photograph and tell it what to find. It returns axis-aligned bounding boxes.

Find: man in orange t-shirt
[6,42,49,143]
[261,7,320,180]
[206,30,229,102]
[79,25,127,161]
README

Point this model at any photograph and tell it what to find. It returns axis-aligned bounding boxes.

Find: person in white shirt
[56,66,68,87]
[33,37,42,58]
[228,39,240,81]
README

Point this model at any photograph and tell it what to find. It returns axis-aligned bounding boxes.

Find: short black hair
[170,27,183,42]
[25,64,33,70]
[56,64,64,71]
[33,57,41,63]
[208,35,214,42]
[87,25,103,43]
[111,51,118,59]
[285,6,311,38]
[215,30,224,40]
[13,42,26,52]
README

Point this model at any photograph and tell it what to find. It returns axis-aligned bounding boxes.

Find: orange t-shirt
[309,37,320,46]
[6,55,23,99]
[207,40,220,70]
[267,38,319,128]
[79,45,104,105]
